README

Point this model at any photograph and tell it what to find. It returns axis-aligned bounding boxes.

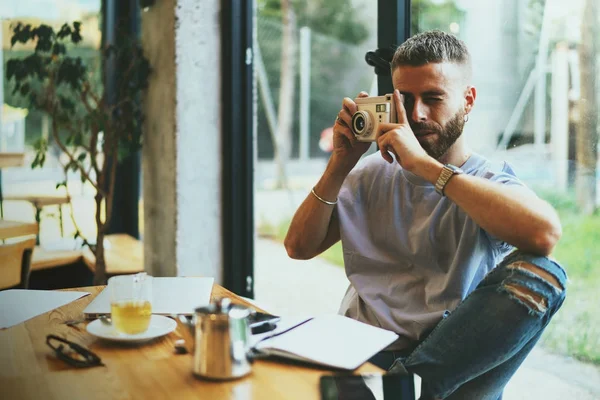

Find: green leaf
[73,133,83,146]
[52,43,66,56]
[71,30,83,44]
[59,95,76,112]
[56,181,67,189]
[11,83,21,96]
[10,23,34,47]
[77,152,87,162]
[33,137,48,152]
[19,82,30,96]
[6,59,16,80]
[56,23,72,39]
[32,24,55,53]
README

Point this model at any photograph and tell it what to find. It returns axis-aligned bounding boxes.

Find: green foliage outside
[534,189,600,364]
[256,0,373,159]
[258,188,600,365]
[411,0,465,34]
[258,0,369,44]
[3,47,102,147]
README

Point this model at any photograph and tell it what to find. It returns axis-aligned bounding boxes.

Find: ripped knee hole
[506,261,563,291]
[504,283,547,313]
[504,261,564,313]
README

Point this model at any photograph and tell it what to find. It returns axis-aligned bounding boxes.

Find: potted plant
[6,21,150,285]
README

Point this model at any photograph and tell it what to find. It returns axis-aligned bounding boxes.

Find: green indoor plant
[6,21,150,285]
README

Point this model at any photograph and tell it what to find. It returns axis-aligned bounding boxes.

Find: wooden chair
[0,237,36,290]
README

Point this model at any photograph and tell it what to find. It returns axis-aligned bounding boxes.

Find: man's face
[392,62,473,160]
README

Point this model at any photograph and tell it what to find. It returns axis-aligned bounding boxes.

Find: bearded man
[284,30,567,400]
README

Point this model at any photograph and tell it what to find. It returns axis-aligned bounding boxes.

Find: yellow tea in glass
[111,300,152,334]
[108,273,152,334]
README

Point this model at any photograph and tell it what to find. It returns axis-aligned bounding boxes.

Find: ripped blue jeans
[369,250,568,400]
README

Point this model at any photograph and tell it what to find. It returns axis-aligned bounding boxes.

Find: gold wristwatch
[434,164,463,196]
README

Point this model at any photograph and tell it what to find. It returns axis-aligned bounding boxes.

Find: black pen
[251,317,314,350]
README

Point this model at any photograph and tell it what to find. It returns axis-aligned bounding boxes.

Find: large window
[2,2,102,247]
[2,1,144,249]
[252,0,600,397]
[253,0,378,315]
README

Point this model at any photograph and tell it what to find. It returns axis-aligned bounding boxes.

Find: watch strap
[435,164,463,196]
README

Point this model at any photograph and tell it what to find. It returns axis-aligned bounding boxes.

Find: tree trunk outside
[93,230,107,285]
[576,0,598,215]
[93,192,107,285]
[275,0,296,189]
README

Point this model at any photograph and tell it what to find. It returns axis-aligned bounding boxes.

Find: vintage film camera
[351,94,397,142]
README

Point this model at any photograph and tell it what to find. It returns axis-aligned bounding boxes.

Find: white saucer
[86,315,177,343]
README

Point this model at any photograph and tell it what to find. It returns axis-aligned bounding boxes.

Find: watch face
[445,164,462,174]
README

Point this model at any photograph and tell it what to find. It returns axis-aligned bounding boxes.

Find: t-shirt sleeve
[478,161,526,254]
[480,161,525,187]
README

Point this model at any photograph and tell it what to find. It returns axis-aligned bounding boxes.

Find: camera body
[351,94,397,142]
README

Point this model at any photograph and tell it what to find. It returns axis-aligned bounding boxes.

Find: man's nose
[410,100,428,122]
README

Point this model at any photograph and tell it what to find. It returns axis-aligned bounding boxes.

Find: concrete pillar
[141,0,222,282]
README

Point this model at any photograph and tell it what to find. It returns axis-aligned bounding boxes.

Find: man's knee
[498,256,567,316]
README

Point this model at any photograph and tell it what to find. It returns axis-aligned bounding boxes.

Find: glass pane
[413,0,599,391]
[254,0,377,315]
[2,1,102,247]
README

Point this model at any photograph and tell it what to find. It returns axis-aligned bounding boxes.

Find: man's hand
[376,90,430,173]
[330,92,372,175]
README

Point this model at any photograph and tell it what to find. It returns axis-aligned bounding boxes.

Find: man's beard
[410,110,465,160]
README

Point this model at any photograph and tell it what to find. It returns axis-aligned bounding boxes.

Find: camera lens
[351,111,371,137]
[355,115,365,132]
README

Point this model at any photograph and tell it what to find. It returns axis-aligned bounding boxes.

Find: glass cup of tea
[108,273,153,335]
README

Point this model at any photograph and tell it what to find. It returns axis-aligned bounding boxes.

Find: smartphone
[320,373,415,400]
[248,311,280,334]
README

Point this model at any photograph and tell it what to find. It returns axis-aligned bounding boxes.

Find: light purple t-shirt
[336,152,524,350]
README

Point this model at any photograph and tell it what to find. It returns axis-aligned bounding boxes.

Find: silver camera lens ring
[351,111,372,138]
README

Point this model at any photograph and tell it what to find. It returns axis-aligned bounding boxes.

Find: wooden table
[0,152,25,168]
[0,284,382,399]
[0,220,38,240]
[2,195,69,244]
[31,247,82,271]
[82,234,144,275]
[0,153,26,219]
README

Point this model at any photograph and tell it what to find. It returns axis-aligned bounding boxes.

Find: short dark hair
[391,30,471,77]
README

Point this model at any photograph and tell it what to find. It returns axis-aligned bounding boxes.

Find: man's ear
[464,86,476,114]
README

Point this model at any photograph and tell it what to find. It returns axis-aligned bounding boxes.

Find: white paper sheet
[254,314,399,370]
[0,290,90,329]
[83,277,214,316]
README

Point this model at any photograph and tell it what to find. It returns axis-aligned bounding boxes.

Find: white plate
[86,315,177,343]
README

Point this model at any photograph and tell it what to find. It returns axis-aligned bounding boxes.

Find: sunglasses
[46,334,104,368]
